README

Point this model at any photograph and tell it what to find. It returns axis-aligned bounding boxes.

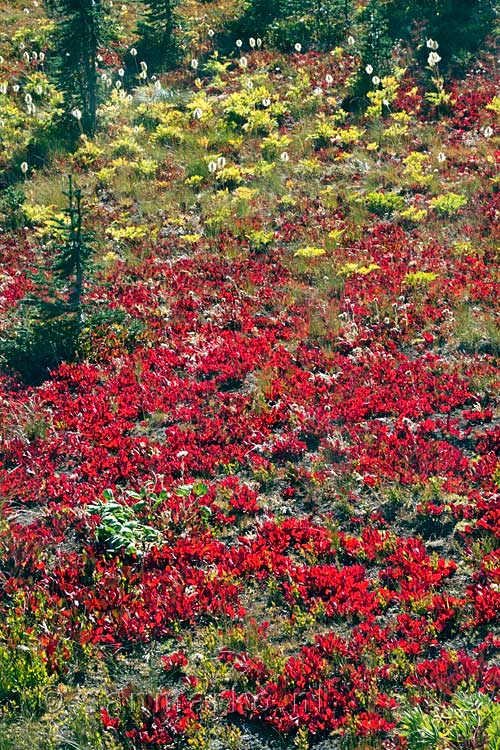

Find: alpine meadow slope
[0,1,499,748]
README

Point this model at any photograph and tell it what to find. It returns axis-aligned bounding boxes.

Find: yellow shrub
[294,246,326,258]
[340,261,380,276]
[404,271,438,286]
[486,96,500,115]
[430,192,467,215]
[107,225,149,244]
[403,151,433,187]
[72,137,104,168]
[399,206,428,223]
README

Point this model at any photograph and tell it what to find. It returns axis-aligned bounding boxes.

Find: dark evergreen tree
[136,0,179,73]
[51,175,94,324]
[235,0,352,50]
[344,0,495,111]
[366,0,496,69]
[50,0,107,136]
[237,0,281,36]
[358,2,393,78]
[0,176,94,384]
[342,2,393,113]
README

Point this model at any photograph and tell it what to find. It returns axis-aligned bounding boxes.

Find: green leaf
[192,482,209,497]
[175,485,192,497]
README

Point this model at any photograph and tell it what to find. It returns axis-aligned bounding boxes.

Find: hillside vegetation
[0,1,499,748]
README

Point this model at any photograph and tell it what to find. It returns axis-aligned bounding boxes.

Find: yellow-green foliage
[0,603,55,715]
[308,116,364,149]
[425,88,452,109]
[97,156,158,187]
[107,224,149,244]
[392,111,410,125]
[23,203,66,238]
[320,186,338,209]
[223,86,285,134]
[295,157,321,175]
[430,192,467,215]
[233,186,258,206]
[203,194,233,234]
[327,228,345,248]
[253,159,277,179]
[23,72,58,104]
[87,90,134,133]
[285,69,319,112]
[186,92,214,123]
[279,195,296,210]
[329,123,363,147]
[0,84,61,169]
[246,229,274,251]
[261,132,291,161]
[399,206,428,223]
[153,117,186,145]
[382,122,409,140]
[185,174,204,188]
[202,52,232,83]
[493,464,500,490]
[307,116,339,149]
[294,726,310,750]
[404,271,438,286]
[216,164,245,189]
[399,691,500,750]
[452,240,474,257]
[110,131,144,159]
[381,111,411,141]
[0,642,52,715]
[67,701,122,750]
[366,73,403,119]
[73,137,105,169]
[11,17,55,49]
[134,101,186,131]
[340,261,380,276]
[294,246,326,258]
[403,151,433,187]
[181,234,202,244]
[486,95,500,115]
[96,165,117,186]
[364,191,405,215]
[136,159,159,178]
[245,108,277,135]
